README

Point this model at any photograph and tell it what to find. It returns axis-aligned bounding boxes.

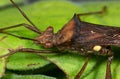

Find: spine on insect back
[53,14,84,54]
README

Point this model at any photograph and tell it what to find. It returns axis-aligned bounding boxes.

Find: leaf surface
[0,1,120,79]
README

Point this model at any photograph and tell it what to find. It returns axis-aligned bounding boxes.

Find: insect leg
[0,23,41,34]
[100,46,113,79]
[1,31,34,41]
[77,6,107,16]
[0,47,54,59]
[74,55,90,79]
[105,55,113,79]
[10,0,42,34]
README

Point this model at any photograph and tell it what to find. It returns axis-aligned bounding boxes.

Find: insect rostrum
[0,0,120,79]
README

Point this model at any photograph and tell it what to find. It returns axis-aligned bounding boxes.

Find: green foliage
[0,0,24,6]
[0,0,120,79]
[2,73,56,79]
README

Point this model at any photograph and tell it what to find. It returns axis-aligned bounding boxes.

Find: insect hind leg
[100,46,113,79]
[105,55,113,79]
[74,55,90,79]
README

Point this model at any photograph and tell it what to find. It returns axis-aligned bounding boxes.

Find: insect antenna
[1,31,35,41]
[10,0,42,34]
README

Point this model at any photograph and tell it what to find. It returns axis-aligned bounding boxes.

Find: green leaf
[0,59,6,78]
[0,35,9,78]
[0,1,120,79]
[2,72,56,79]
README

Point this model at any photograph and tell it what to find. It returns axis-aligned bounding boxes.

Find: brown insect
[0,0,120,79]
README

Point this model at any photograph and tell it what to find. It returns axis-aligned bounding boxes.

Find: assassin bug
[0,0,120,79]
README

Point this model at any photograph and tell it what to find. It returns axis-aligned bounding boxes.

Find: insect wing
[73,21,120,47]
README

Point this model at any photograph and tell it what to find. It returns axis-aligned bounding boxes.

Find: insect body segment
[34,26,54,48]
[35,14,79,48]
[54,15,77,45]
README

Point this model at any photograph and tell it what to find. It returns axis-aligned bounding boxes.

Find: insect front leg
[0,47,54,59]
[74,55,90,79]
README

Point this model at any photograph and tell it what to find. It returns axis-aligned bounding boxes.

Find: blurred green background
[0,0,120,79]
